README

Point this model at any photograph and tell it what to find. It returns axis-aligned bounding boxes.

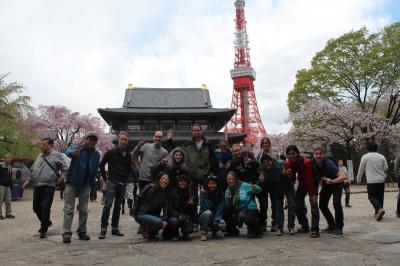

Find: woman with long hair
[132,172,178,240]
[223,171,262,238]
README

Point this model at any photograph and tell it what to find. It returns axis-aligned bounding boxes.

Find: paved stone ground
[1,185,400,265]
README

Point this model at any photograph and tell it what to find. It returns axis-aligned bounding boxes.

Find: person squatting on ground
[339,160,352,208]
[312,147,347,237]
[23,137,69,239]
[198,175,224,241]
[356,140,388,221]
[98,131,132,239]
[260,154,296,236]
[284,145,320,238]
[151,147,189,190]
[223,171,262,238]
[132,172,178,240]
[169,175,196,241]
[0,153,15,220]
[133,131,169,190]
[62,132,100,243]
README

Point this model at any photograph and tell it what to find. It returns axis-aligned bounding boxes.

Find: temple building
[98,86,246,146]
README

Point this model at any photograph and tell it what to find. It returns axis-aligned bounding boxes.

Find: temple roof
[123,87,212,109]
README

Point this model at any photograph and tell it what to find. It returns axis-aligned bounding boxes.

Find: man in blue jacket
[62,132,100,243]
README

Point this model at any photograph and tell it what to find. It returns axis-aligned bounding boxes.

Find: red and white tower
[225,0,266,145]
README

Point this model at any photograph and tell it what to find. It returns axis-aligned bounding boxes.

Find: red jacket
[285,157,315,195]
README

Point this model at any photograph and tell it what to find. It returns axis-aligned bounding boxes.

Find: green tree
[0,73,38,158]
[288,23,400,125]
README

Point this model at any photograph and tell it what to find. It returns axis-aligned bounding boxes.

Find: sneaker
[376,208,385,221]
[78,232,90,241]
[345,204,352,208]
[310,231,320,238]
[5,214,15,219]
[182,234,190,241]
[247,233,262,238]
[200,234,207,241]
[98,231,106,239]
[270,225,277,232]
[40,232,46,239]
[276,228,283,236]
[321,226,335,234]
[288,228,296,235]
[192,223,199,232]
[172,236,179,241]
[396,212,400,218]
[62,233,72,243]
[0,215,4,220]
[111,229,124,236]
[297,227,310,233]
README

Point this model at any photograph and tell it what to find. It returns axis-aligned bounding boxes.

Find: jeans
[319,184,344,230]
[295,184,320,232]
[343,183,350,206]
[135,214,179,238]
[198,210,219,234]
[0,185,12,215]
[33,185,55,233]
[367,182,385,213]
[100,180,125,231]
[274,184,296,230]
[63,184,91,234]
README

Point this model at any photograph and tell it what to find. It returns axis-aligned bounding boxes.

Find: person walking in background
[356,140,388,221]
[62,132,100,244]
[23,138,69,239]
[339,160,351,208]
[98,132,132,239]
[0,153,15,220]
[394,153,400,218]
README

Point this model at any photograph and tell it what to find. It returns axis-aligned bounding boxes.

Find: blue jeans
[100,180,125,231]
[198,210,219,234]
[135,214,179,238]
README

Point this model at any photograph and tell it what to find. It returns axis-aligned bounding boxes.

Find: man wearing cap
[61,132,100,243]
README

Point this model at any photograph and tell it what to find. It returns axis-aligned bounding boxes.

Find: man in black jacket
[98,132,132,239]
[0,153,14,220]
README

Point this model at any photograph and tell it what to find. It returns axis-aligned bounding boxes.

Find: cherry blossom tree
[289,99,393,158]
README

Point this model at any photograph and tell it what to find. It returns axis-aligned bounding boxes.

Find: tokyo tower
[225,0,266,145]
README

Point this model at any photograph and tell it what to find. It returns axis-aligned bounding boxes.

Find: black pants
[257,184,276,228]
[295,184,320,232]
[33,185,55,233]
[319,184,344,230]
[367,182,385,213]
[275,184,296,230]
[223,207,261,235]
[343,183,350,206]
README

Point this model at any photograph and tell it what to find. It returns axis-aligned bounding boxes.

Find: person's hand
[188,196,195,205]
[71,145,82,157]
[137,140,146,148]
[167,129,174,140]
[161,221,168,229]
[160,157,169,165]
[199,185,206,194]
[322,177,333,185]
[309,195,318,203]
[251,183,257,191]
[286,168,294,178]
[258,173,265,183]
[244,156,252,165]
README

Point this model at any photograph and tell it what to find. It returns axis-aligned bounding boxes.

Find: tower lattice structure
[225,0,266,145]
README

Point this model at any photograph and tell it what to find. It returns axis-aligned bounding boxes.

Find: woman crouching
[132,172,178,240]
[198,175,225,241]
[223,171,262,238]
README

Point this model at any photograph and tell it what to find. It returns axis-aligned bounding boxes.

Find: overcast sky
[1,0,399,133]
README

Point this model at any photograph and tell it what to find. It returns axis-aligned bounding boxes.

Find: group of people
[4,123,396,244]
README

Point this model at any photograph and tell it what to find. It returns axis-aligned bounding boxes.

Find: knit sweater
[356,152,388,184]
